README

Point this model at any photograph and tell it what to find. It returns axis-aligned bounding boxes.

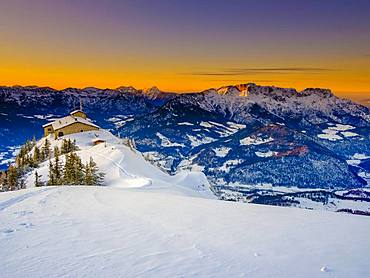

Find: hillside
[1,185,370,277]
[22,130,213,199]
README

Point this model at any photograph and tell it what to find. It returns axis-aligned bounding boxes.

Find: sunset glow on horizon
[1,0,370,100]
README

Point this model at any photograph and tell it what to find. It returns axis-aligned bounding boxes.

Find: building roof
[43,115,99,130]
[42,122,53,127]
[70,110,85,115]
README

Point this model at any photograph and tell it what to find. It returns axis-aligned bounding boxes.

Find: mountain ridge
[1,83,369,190]
[0,83,362,102]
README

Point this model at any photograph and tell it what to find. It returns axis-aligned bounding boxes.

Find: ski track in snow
[0,187,55,212]
[83,147,152,188]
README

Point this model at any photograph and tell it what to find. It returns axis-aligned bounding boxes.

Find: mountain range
[1,83,369,190]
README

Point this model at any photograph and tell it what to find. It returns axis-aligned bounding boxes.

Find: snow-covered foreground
[1,186,370,278]
[1,130,370,277]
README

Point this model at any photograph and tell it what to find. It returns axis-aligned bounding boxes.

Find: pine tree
[47,159,56,186]
[63,152,84,185]
[15,146,25,167]
[33,145,41,164]
[19,176,26,189]
[25,140,32,152]
[40,148,46,162]
[73,139,78,151]
[83,157,104,186]
[0,171,8,191]
[61,139,78,154]
[61,139,68,154]
[34,171,44,187]
[73,153,84,185]
[26,154,37,168]
[7,165,19,191]
[42,138,51,159]
[53,146,63,185]
[63,153,73,184]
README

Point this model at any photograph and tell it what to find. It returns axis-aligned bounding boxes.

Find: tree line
[38,147,104,187]
[1,137,104,191]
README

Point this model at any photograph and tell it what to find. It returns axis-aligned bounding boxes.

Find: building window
[80,130,83,132]
[58,131,64,137]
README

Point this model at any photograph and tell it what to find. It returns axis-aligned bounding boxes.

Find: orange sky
[0,0,369,101]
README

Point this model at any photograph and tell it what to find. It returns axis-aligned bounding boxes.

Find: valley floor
[1,186,370,278]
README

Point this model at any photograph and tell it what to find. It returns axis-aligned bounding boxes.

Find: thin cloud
[225,67,333,73]
[209,79,277,83]
[183,67,334,76]
[186,72,242,76]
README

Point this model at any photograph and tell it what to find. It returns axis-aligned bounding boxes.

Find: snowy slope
[24,130,214,199]
[1,186,370,277]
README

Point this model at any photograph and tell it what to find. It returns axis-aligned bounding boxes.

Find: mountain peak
[216,83,334,100]
[115,86,139,94]
[143,86,161,95]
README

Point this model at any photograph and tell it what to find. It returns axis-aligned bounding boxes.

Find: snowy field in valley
[1,186,370,277]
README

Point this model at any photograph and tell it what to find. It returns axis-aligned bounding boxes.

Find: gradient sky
[1,0,370,100]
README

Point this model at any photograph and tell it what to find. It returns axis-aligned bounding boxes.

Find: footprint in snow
[320,266,329,272]
[2,228,15,235]
[19,223,34,229]
[14,210,33,217]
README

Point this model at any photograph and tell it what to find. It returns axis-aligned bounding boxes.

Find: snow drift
[24,130,214,199]
[1,186,370,277]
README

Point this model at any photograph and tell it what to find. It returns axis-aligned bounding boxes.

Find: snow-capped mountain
[119,84,370,189]
[1,84,369,192]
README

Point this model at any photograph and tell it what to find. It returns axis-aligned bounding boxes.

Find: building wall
[54,123,99,139]
[43,126,54,137]
[70,111,87,119]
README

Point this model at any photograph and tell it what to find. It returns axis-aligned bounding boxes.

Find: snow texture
[0,186,369,277]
